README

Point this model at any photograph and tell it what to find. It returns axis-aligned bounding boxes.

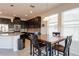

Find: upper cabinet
[0,18,14,28]
[0,16,41,29]
[13,17,21,24]
[26,16,41,28]
[21,21,27,29]
[0,18,11,24]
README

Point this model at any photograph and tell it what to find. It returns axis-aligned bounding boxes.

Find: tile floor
[0,48,77,56]
[0,48,30,56]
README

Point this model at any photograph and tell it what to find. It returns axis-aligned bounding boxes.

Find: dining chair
[29,34,48,56]
[52,36,72,56]
[52,32,60,55]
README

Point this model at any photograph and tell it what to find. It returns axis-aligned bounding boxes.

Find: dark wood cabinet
[0,16,41,29]
[0,18,14,28]
[21,21,27,29]
[0,17,21,28]
[13,17,21,24]
[0,18,11,24]
[26,16,41,28]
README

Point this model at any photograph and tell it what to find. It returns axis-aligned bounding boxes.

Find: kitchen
[0,3,52,54]
[0,16,41,51]
[0,3,79,56]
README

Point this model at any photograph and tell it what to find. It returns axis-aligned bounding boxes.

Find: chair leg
[68,49,70,56]
[57,51,59,56]
[38,49,41,56]
[63,51,68,56]
[52,50,53,56]
[33,47,34,56]
[63,49,70,56]
[45,46,48,56]
[54,50,56,55]
[52,47,55,56]
[52,49,56,56]
[63,53,67,56]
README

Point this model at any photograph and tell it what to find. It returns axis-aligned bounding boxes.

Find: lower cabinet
[18,38,30,50]
[25,39,30,48]
[0,35,20,51]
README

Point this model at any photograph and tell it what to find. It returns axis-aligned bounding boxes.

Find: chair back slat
[29,34,40,48]
[64,36,72,56]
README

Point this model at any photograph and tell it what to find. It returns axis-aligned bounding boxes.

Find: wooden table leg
[30,40,32,55]
[48,42,52,56]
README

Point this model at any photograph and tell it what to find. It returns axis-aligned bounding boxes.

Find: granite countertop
[0,32,24,36]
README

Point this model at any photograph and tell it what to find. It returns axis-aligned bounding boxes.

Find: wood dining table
[30,34,64,56]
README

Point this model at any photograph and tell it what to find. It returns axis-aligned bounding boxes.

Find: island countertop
[0,32,24,36]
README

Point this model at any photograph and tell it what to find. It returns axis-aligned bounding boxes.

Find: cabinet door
[26,16,41,28]
[13,17,21,24]
[25,39,30,48]
[0,36,13,49]
[34,17,41,28]
[21,21,26,29]
[0,18,11,24]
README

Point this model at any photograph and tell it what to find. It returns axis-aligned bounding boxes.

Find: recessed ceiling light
[30,5,35,8]
[30,11,32,13]
[10,5,14,7]
[25,14,28,16]
[0,12,2,14]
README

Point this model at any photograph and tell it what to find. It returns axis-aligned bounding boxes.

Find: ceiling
[0,3,60,21]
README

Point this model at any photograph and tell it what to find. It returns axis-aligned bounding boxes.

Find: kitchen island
[0,32,24,52]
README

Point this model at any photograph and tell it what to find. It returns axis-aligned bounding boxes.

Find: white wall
[41,20,48,34]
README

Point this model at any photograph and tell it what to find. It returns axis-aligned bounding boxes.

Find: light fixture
[10,5,14,7]
[0,12,2,14]
[25,14,28,16]
[29,5,35,14]
[30,11,32,13]
[11,18,13,22]
[30,5,35,8]
[43,17,49,21]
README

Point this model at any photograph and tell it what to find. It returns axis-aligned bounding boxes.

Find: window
[62,8,79,41]
[0,24,9,32]
[47,14,58,36]
[62,8,79,55]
